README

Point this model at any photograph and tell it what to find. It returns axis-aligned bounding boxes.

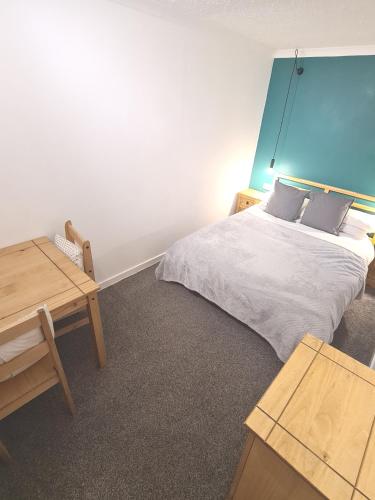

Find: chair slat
[0,374,59,420]
[0,305,75,454]
[0,342,49,382]
[55,317,90,337]
[0,314,40,346]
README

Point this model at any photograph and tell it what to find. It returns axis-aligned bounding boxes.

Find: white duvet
[156,206,373,362]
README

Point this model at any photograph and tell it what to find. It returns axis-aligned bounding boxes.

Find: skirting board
[99,253,165,290]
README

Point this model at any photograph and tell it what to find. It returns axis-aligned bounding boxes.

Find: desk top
[0,237,98,335]
[246,334,375,500]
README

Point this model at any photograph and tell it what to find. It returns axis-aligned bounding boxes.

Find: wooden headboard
[277,173,375,244]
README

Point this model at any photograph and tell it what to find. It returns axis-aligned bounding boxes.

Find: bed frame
[278,173,375,245]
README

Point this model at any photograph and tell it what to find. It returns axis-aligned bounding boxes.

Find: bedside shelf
[235,188,264,213]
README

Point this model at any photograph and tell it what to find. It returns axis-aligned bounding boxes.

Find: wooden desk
[0,237,106,368]
[230,334,375,500]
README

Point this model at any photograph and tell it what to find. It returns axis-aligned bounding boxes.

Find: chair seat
[0,355,58,420]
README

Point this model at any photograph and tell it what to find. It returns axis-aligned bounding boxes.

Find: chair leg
[0,440,12,464]
[60,377,76,415]
[39,309,76,415]
[54,359,76,415]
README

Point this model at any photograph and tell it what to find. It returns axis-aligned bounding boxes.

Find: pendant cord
[272,49,299,160]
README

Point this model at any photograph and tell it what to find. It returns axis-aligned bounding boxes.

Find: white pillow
[258,191,272,209]
[295,198,310,221]
[342,208,375,233]
[54,234,84,270]
[340,225,369,240]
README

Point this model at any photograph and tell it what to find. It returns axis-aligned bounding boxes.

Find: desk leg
[87,292,106,368]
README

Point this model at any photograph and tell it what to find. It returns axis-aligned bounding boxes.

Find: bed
[156,176,375,362]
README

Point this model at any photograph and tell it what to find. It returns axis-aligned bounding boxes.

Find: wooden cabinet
[229,335,375,500]
[235,189,263,213]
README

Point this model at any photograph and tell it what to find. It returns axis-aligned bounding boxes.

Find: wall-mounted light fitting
[269,49,304,169]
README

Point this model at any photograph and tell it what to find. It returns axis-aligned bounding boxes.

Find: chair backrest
[65,220,95,280]
[0,306,75,454]
[0,307,54,383]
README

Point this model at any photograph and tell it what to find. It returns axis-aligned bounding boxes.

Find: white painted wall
[0,0,273,284]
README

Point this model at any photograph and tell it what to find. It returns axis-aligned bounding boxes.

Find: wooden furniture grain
[54,221,95,337]
[235,188,263,213]
[0,238,106,368]
[229,334,375,500]
[0,307,75,462]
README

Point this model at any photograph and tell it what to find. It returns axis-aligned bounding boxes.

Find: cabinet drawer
[238,197,259,211]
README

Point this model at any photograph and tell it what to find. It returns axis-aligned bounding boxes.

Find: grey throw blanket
[155,210,367,362]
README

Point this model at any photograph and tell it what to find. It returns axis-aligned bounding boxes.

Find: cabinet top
[238,188,265,200]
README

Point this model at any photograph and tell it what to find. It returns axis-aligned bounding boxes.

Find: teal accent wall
[250,56,375,198]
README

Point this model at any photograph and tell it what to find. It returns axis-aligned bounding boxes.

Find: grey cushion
[300,192,353,235]
[264,179,308,221]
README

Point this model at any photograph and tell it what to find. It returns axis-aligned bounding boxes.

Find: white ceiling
[115,0,375,49]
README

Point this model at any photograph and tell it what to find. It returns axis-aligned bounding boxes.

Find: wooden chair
[55,220,95,338]
[0,307,75,462]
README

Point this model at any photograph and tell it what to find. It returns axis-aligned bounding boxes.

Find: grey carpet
[1,266,374,499]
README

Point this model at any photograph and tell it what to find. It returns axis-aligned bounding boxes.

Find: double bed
[156,176,375,362]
